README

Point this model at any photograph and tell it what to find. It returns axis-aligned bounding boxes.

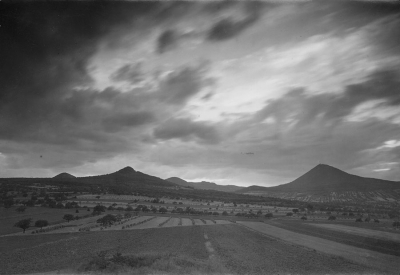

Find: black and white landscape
[1,1,400,274]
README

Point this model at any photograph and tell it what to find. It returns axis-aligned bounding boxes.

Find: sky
[0,0,400,187]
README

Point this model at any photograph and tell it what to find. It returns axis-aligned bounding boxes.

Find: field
[1,222,393,275]
[238,221,400,274]
[267,219,400,257]
[0,207,95,236]
[310,223,400,242]
[2,202,400,274]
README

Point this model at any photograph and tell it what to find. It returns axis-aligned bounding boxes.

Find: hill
[53,172,76,179]
[165,177,242,192]
[237,164,400,203]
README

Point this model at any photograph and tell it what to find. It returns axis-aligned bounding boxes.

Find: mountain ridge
[165,177,242,192]
[237,164,400,203]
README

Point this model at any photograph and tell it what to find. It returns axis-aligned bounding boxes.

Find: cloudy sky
[1,1,400,186]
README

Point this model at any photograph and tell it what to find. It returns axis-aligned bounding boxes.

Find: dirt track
[238,221,400,274]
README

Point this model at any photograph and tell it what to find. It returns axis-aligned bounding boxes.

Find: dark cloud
[251,69,400,130]
[157,63,215,105]
[0,2,214,170]
[102,112,155,133]
[207,16,259,41]
[153,118,220,144]
[110,63,143,84]
[157,30,178,54]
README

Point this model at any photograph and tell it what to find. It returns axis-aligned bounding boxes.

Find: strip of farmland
[310,223,400,242]
[238,221,400,274]
[269,220,400,257]
[204,224,380,274]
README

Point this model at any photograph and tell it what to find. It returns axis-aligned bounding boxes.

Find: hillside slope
[237,164,400,203]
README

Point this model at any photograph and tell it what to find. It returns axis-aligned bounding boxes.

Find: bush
[63,214,74,222]
[222,211,228,216]
[97,214,117,226]
[16,206,27,213]
[301,216,307,220]
[286,212,293,216]
[265,213,273,218]
[35,220,48,229]
[356,218,363,222]
[93,205,107,212]
[328,216,336,221]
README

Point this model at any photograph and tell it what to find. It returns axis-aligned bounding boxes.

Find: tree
[265,213,273,218]
[356,218,363,222]
[125,206,134,211]
[16,206,26,213]
[292,208,299,213]
[159,207,167,214]
[14,218,31,233]
[97,214,117,226]
[286,212,293,216]
[93,205,106,213]
[328,216,336,221]
[63,214,74,223]
[301,216,307,220]
[35,220,48,229]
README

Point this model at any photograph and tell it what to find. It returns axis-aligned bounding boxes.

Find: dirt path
[310,223,400,242]
[238,221,400,274]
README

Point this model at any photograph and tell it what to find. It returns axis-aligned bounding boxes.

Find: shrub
[301,216,307,220]
[286,212,293,216]
[35,220,48,229]
[97,214,117,226]
[265,213,273,218]
[355,218,363,222]
[374,219,380,223]
[63,214,74,222]
[16,206,27,213]
[93,205,107,212]
[222,211,228,216]
[328,216,336,221]
[159,207,168,214]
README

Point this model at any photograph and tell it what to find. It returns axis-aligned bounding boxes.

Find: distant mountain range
[165,177,242,192]
[236,164,400,203]
[4,163,400,204]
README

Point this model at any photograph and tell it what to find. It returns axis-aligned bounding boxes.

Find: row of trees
[13,219,49,233]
